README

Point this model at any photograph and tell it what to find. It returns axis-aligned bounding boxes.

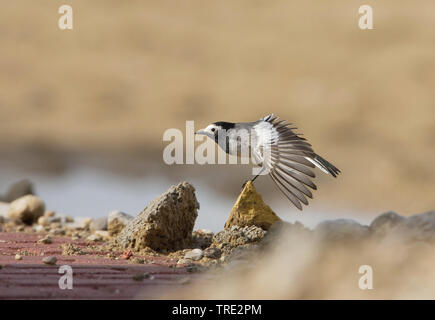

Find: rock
[0,202,9,222]
[116,182,199,252]
[15,254,22,261]
[192,229,214,249]
[82,218,93,229]
[262,221,312,247]
[177,258,192,266]
[225,181,280,230]
[198,229,213,236]
[204,247,222,259]
[32,225,45,233]
[44,210,56,217]
[94,230,110,239]
[42,256,57,265]
[387,211,435,242]
[8,195,45,225]
[315,219,370,241]
[1,180,34,203]
[185,248,204,261]
[65,216,74,223]
[370,211,406,237]
[38,235,52,244]
[37,216,49,226]
[107,210,134,237]
[225,244,260,264]
[90,217,107,232]
[212,225,266,256]
[48,216,62,224]
[64,217,92,230]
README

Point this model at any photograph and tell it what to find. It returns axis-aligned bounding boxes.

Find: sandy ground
[0,232,198,299]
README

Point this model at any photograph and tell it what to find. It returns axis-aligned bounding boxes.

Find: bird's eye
[211,128,215,132]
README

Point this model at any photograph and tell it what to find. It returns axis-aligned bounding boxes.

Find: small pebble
[38,235,52,244]
[37,216,49,226]
[184,248,204,261]
[42,256,57,265]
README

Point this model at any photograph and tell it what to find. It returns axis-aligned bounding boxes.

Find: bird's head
[195,122,234,139]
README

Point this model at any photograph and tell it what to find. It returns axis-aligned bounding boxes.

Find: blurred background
[1,0,434,231]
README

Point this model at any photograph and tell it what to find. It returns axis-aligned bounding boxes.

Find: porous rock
[225,181,280,230]
[8,195,45,225]
[116,182,199,252]
[213,225,266,256]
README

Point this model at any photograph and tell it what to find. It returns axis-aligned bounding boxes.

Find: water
[0,165,375,232]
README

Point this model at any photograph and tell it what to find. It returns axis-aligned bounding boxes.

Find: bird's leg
[251,166,265,183]
[251,174,260,183]
[241,167,265,189]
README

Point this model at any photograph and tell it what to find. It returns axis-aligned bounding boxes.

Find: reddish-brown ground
[0,232,197,299]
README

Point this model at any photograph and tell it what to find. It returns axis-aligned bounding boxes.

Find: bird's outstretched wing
[257,115,318,210]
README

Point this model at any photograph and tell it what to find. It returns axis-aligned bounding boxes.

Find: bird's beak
[195,129,206,136]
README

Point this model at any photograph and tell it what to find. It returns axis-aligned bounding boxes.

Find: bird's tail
[307,155,341,178]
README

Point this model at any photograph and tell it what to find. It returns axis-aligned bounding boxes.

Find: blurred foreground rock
[7,195,45,225]
[116,182,199,252]
[384,210,435,242]
[225,181,280,230]
[0,180,34,203]
[315,218,371,241]
[370,211,406,237]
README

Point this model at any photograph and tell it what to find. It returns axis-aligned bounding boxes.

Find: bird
[195,114,340,210]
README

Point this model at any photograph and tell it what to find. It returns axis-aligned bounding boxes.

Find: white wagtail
[195,114,340,210]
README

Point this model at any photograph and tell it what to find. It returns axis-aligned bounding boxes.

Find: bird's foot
[241,180,250,190]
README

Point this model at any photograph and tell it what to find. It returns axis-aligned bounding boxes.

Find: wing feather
[259,116,319,209]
